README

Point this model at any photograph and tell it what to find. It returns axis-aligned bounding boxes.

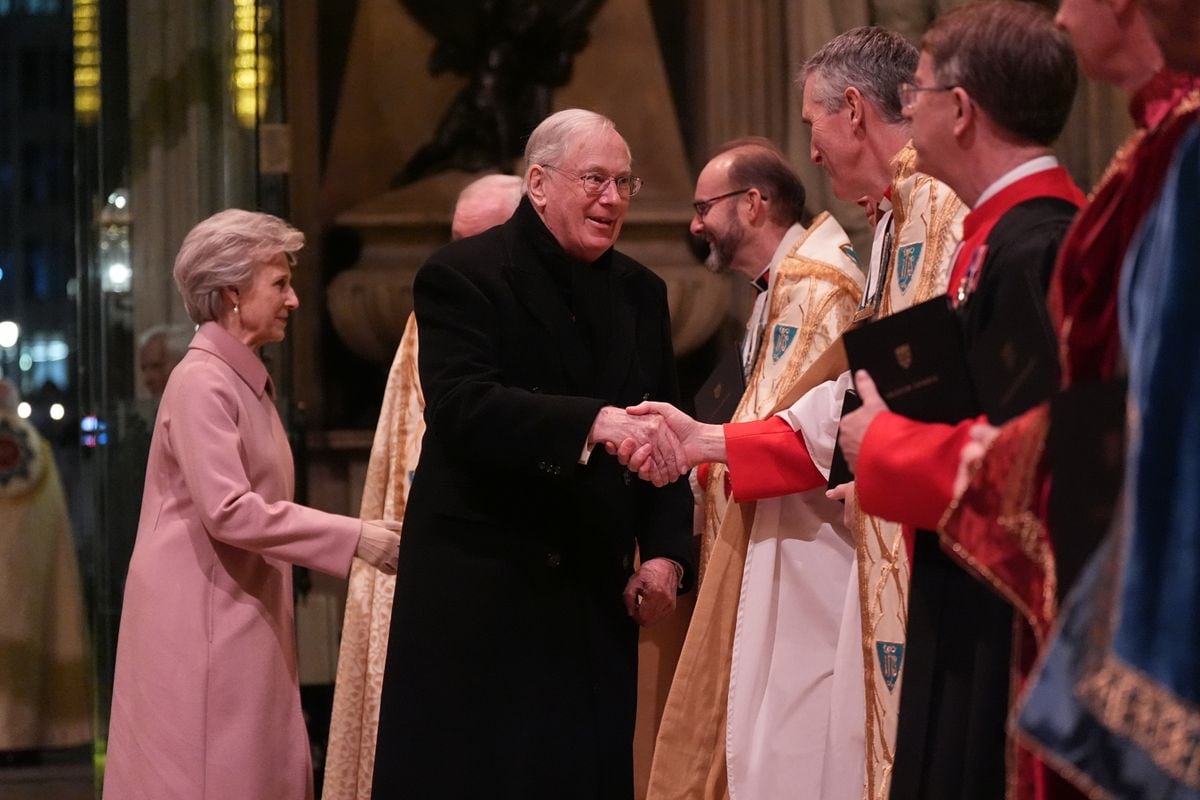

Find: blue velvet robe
[1018,122,1200,799]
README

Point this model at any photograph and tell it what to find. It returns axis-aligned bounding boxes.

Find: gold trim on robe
[853,146,963,800]
[322,313,424,800]
[648,212,864,799]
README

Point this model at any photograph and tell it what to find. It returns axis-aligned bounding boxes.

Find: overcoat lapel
[503,220,597,392]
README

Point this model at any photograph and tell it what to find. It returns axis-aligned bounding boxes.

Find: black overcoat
[371,199,695,800]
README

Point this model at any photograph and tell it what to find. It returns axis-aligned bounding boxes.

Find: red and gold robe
[940,72,1200,800]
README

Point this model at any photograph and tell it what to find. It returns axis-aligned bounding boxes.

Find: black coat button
[546,553,562,568]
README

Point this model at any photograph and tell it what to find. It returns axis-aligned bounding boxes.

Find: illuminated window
[73,0,100,121]
[232,0,272,128]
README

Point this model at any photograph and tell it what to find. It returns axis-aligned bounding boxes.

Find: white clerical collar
[974,155,1060,208]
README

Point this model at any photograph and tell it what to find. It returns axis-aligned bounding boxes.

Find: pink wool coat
[103,322,360,800]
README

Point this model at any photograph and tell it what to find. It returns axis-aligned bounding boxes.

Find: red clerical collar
[961,166,1085,242]
[950,167,1085,307]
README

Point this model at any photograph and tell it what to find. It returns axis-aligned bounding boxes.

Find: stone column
[127,0,258,341]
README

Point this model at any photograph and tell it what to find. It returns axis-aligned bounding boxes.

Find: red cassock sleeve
[856,411,983,531]
[723,416,825,502]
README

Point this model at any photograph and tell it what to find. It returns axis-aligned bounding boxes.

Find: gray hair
[172,209,304,324]
[799,27,918,125]
[523,108,631,191]
[137,323,194,362]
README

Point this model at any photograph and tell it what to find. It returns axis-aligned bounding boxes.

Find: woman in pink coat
[103,210,401,800]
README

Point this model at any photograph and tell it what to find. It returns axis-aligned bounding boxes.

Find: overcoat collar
[189,321,274,399]
[502,198,637,399]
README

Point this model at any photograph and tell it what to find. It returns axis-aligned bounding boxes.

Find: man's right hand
[588,406,688,487]
[617,402,728,482]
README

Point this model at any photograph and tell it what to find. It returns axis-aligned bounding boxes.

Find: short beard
[703,217,744,274]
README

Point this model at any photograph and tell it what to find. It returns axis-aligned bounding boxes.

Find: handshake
[588,402,726,487]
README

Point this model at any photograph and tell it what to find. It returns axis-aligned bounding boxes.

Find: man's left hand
[622,557,679,627]
[825,480,857,531]
[839,370,889,472]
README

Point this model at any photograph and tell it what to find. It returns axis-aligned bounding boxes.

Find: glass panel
[0,1,283,795]
[0,0,93,790]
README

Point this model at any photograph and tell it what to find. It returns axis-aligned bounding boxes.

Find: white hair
[172,209,304,324]
[522,109,630,192]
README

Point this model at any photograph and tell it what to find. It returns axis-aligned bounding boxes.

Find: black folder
[842,295,978,425]
[693,340,746,424]
[842,286,1060,430]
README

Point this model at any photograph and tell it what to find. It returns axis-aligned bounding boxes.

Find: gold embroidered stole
[698,213,864,579]
[855,147,963,800]
[648,214,862,799]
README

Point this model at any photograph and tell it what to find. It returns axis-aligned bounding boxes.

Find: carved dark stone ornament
[394,0,606,186]
[327,0,731,366]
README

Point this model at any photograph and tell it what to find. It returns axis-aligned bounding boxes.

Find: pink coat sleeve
[165,360,360,578]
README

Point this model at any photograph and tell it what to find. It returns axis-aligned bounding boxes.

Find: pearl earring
[234,303,240,314]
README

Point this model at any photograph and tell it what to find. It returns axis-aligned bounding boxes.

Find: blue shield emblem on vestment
[771,324,798,362]
[876,640,905,692]
[895,242,923,293]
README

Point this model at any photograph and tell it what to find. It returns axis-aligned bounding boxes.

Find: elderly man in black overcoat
[371,108,696,799]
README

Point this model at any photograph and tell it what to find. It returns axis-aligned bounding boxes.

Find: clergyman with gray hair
[370,109,695,799]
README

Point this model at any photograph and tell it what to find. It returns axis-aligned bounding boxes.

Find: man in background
[136,323,193,399]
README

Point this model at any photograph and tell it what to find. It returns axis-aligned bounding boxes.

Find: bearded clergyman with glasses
[369,108,695,800]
